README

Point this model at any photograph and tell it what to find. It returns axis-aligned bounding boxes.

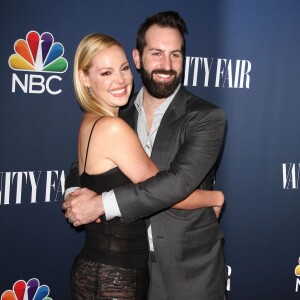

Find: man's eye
[172,53,181,58]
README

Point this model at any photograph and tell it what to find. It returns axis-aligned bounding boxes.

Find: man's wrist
[64,187,80,200]
[102,190,121,220]
[96,194,105,217]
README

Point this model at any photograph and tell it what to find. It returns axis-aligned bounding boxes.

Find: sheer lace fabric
[71,256,149,300]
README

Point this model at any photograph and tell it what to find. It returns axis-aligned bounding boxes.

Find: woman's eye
[101,71,111,76]
[123,65,130,71]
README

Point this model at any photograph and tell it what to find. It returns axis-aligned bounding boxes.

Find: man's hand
[62,188,104,226]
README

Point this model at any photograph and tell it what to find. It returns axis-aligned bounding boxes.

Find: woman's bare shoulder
[94,116,133,136]
[79,114,125,131]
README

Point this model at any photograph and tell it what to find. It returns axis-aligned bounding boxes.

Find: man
[64,11,227,299]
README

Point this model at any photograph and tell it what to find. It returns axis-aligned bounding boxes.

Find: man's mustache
[151,69,177,76]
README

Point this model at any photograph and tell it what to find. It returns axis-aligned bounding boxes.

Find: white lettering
[282,163,300,189]
[0,172,4,204]
[184,56,251,88]
[4,172,11,205]
[12,172,28,204]
[203,57,214,87]
[46,75,62,95]
[223,59,233,88]
[184,56,191,86]
[12,73,28,93]
[234,60,241,88]
[11,74,62,94]
[28,171,42,203]
[29,75,45,93]
[191,57,200,86]
[226,265,232,291]
[215,58,227,87]
[0,170,65,205]
[296,278,300,292]
[239,60,251,88]
[53,171,65,202]
[45,170,61,202]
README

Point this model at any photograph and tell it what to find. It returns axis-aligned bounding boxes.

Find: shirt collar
[134,84,181,114]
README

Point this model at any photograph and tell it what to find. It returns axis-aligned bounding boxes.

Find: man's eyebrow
[149,48,163,52]
[149,48,182,53]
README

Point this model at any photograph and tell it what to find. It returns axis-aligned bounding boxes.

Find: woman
[71,33,224,299]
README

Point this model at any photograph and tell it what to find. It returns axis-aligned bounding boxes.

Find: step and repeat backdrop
[0,0,299,299]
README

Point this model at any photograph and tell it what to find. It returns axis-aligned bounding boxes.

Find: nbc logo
[295,257,300,292]
[0,278,52,300]
[8,30,68,95]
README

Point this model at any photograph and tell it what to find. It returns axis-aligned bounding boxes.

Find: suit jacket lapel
[150,87,189,169]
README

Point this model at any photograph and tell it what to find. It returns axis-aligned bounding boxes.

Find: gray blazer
[115,86,227,299]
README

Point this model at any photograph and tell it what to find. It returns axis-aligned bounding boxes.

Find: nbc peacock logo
[0,278,52,300]
[8,31,68,73]
[8,30,68,95]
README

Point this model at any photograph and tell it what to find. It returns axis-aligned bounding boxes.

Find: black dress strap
[83,117,102,172]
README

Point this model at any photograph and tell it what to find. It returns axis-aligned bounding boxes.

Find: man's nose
[160,55,172,70]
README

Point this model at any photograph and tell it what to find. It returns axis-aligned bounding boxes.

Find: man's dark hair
[136,11,188,56]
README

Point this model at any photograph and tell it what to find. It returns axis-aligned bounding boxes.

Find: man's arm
[64,159,81,199]
[65,159,80,189]
[63,160,104,226]
[115,108,226,221]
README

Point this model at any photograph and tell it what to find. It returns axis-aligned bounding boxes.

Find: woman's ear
[78,70,89,87]
[132,49,141,70]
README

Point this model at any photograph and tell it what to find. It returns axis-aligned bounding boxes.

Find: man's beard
[140,62,182,99]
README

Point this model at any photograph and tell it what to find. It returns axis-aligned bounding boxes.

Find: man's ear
[132,49,141,69]
[78,70,89,87]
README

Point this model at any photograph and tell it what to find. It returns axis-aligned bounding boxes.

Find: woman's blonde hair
[73,33,125,116]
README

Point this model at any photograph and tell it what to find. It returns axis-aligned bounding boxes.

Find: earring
[87,86,91,95]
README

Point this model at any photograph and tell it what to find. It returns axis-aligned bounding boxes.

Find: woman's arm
[91,116,159,182]
[172,189,224,218]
